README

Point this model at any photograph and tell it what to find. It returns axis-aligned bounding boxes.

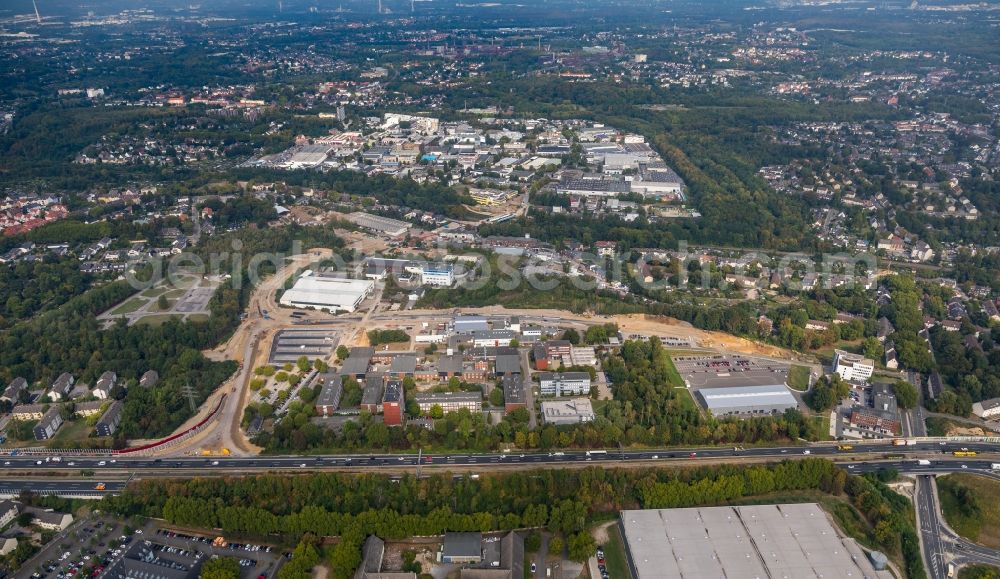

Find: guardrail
[114,394,228,456]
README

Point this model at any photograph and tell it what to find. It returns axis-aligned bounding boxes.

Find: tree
[567,531,596,562]
[862,337,883,361]
[200,557,240,579]
[893,380,918,410]
[336,345,349,361]
[16,512,33,527]
[548,536,564,557]
[157,294,169,311]
[562,329,581,345]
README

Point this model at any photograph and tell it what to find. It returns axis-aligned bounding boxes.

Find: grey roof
[620,504,882,579]
[443,532,481,559]
[501,375,525,406]
[51,373,74,393]
[495,354,521,375]
[390,355,417,375]
[697,384,797,412]
[96,371,116,390]
[361,375,385,406]
[2,377,27,400]
[438,354,464,375]
[538,372,591,382]
[315,373,343,409]
[95,401,123,429]
[342,353,372,376]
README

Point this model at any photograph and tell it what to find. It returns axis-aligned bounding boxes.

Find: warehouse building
[345,212,411,238]
[540,398,595,425]
[696,384,798,416]
[441,532,482,564]
[279,272,374,313]
[620,504,886,579]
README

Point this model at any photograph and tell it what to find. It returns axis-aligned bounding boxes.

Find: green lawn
[47,417,96,447]
[960,564,1000,579]
[110,297,146,315]
[599,522,631,579]
[938,473,1000,548]
[140,287,167,298]
[788,365,811,391]
[134,314,181,327]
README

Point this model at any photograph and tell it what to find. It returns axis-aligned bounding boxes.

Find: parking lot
[18,516,135,579]
[17,516,284,579]
[672,354,790,390]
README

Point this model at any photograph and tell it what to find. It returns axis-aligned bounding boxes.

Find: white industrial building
[421,263,454,286]
[345,212,411,238]
[832,349,875,382]
[541,398,595,425]
[278,272,374,313]
[620,504,887,579]
[696,384,798,416]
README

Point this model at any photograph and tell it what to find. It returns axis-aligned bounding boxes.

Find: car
[802,450,811,455]
[847,465,855,469]
[299,463,306,468]
[962,464,969,469]
[530,563,537,573]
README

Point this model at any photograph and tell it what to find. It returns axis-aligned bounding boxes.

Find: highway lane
[916,475,949,579]
[0,440,995,474]
[0,479,126,498]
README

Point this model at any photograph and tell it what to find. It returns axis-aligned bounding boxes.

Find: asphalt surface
[916,475,949,579]
[1,439,996,473]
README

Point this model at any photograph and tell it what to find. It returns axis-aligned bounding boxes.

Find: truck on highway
[837,445,854,451]
[94,483,106,491]
[992,463,1000,470]
[892,439,916,446]
[954,451,978,457]
[917,459,931,466]
[948,563,955,577]
[585,450,607,457]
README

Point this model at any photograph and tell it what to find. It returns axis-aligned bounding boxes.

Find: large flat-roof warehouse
[620,503,889,579]
[697,384,798,416]
[278,272,374,313]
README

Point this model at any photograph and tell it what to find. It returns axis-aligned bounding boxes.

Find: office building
[832,349,875,382]
[382,381,404,426]
[501,375,526,413]
[538,372,592,397]
[413,391,482,414]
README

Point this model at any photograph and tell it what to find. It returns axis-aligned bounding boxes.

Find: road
[916,475,949,579]
[0,479,127,498]
[3,439,998,474]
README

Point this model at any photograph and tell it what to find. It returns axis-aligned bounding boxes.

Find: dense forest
[103,460,924,579]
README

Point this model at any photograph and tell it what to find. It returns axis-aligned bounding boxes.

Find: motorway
[2,439,997,473]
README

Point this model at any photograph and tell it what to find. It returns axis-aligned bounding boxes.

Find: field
[938,473,1000,548]
[788,365,811,391]
[110,297,146,315]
